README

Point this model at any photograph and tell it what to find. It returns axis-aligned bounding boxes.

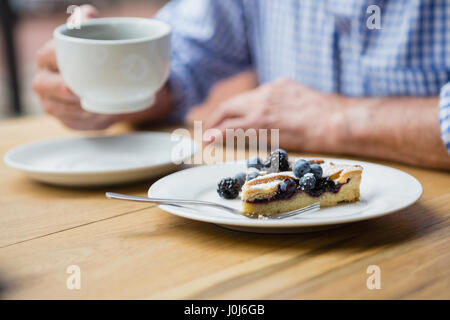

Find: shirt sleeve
[154,0,251,122]
[439,82,450,153]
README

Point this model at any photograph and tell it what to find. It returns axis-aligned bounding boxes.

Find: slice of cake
[216,149,363,216]
[241,160,362,215]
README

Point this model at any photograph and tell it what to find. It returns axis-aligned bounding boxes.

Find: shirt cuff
[439,82,450,153]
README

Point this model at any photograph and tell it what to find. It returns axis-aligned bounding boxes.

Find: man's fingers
[36,40,58,71]
[203,117,251,145]
[38,94,119,130]
[37,5,99,72]
[205,103,243,129]
[32,70,78,102]
[39,96,83,118]
[40,96,115,130]
[78,4,100,21]
[59,117,113,131]
[185,102,216,124]
[215,117,253,133]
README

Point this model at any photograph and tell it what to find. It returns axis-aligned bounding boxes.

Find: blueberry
[299,173,316,191]
[247,157,263,170]
[234,172,246,188]
[246,171,260,181]
[217,178,240,199]
[265,149,289,172]
[278,178,297,198]
[292,159,311,178]
[309,164,323,179]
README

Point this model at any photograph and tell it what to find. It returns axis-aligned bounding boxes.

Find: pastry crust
[242,177,361,214]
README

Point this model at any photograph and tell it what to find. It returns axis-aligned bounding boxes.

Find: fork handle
[107,192,168,203]
[105,192,238,214]
[107,192,205,205]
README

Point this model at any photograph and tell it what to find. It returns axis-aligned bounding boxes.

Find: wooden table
[0,115,449,299]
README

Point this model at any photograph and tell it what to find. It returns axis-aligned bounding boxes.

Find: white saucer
[148,158,423,233]
[4,132,198,187]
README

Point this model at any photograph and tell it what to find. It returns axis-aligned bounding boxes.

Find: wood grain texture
[0,116,449,299]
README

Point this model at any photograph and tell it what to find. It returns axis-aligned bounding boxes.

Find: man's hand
[32,5,113,130]
[205,78,348,153]
[204,78,450,169]
[32,5,172,130]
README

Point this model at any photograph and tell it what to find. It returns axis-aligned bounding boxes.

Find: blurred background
[0,0,167,119]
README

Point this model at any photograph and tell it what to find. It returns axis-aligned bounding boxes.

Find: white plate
[4,132,198,187]
[148,158,422,233]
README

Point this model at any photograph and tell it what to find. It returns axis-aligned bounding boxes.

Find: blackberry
[265,149,289,173]
[234,172,246,188]
[316,177,336,191]
[299,173,316,192]
[247,157,263,170]
[308,177,338,197]
[217,177,241,199]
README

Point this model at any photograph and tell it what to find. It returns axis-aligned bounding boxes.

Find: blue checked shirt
[155,0,450,152]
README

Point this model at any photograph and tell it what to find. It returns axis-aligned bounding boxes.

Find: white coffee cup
[54,17,171,114]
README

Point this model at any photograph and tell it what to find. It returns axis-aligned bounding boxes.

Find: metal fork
[105,192,320,219]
